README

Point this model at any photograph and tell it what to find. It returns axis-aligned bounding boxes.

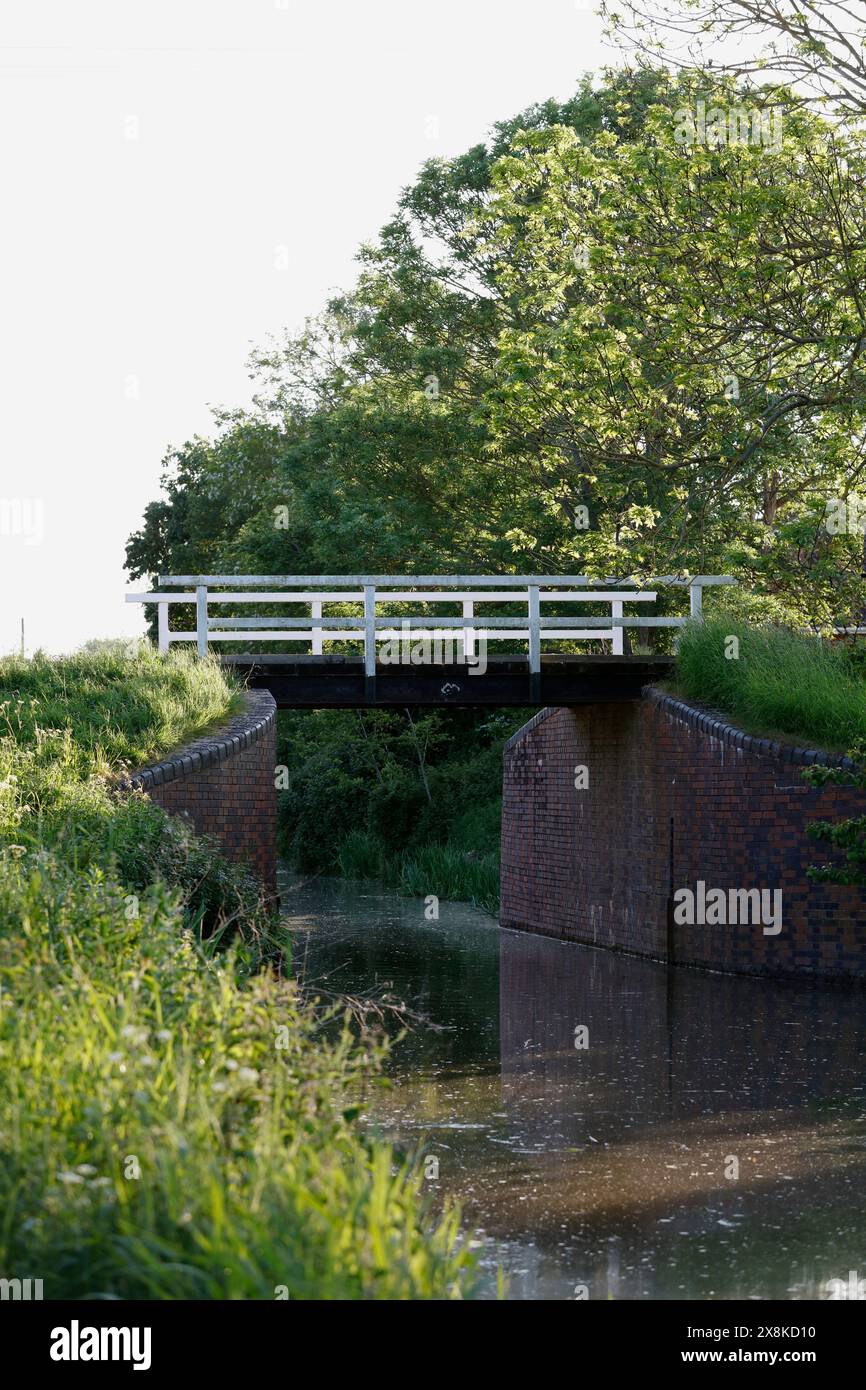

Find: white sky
[0,0,611,653]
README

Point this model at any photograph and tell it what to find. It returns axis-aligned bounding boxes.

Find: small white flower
[75,1164,97,1176]
[57,1171,85,1184]
[121,1025,148,1046]
[237,1067,259,1084]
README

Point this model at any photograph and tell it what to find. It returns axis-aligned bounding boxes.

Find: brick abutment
[500,690,866,981]
[120,690,278,893]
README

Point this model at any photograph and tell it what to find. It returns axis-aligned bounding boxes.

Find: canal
[281,871,866,1301]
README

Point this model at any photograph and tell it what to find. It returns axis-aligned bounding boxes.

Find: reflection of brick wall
[123,691,277,894]
[501,691,866,980]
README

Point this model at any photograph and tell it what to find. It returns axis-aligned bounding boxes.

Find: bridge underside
[221,654,674,708]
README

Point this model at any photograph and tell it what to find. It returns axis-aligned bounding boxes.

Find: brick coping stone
[118,689,276,793]
[504,686,861,774]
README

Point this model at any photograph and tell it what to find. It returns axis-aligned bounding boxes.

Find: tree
[473,76,866,622]
[601,0,866,119]
[126,69,866,626]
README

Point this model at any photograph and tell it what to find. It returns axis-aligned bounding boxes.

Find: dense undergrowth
[0,650,477,1299]
[277,707,527,916]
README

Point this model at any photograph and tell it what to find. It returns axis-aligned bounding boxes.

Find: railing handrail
[125,575,736,681]
[156,573,735,588]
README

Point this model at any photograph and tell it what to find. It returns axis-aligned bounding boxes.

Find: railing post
[528,584,541,702]
[611,599,624,656]
[311,599,323,656]
[689,581,703,621]
[157,602,169,654]
[462,598,475,663]
[363,584,376,703]
[196,585,208,658]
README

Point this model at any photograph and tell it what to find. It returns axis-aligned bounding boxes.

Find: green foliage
[391,844,500,916]
[800,735,866,887]
[127,68,866,637]
[0,653,477,1299]
[674,619,866,751]
[336,834,500,916]
[336,828,385,880]
[0,649,263,938]
[122,67,866,898]
[0,856,475,1298]
[703,586,805,630]
[127,71,866,636]
[279,706,522,912]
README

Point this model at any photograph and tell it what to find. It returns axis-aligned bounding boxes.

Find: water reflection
[282,871,866,1301]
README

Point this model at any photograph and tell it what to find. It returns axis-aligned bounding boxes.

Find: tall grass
[0,649,267,938]
[1,647,240,772]
[0,650,477,1299]
[674,620,866,752]
[337,830,499,916]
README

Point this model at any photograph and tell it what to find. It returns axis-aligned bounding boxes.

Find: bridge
[126,574,735,707]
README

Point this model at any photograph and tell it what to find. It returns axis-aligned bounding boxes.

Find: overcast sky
[0,0,611,653]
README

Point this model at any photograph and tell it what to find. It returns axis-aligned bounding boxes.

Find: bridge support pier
[501,695,866,982]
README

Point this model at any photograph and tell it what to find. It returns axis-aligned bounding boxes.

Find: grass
[673,619,866,753]
[337,830,500,916]
[0,646,241,773]
[0,649,477,1299]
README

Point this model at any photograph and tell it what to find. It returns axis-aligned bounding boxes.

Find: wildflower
[121,1025,148,1046]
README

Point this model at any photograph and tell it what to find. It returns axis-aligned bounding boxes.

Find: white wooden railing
[125,575,735,677]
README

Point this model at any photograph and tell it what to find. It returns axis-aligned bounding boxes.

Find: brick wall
[501,691,866,981]
[122,690,278,893]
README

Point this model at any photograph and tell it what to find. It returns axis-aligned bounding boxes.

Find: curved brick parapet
[120,690,277,893]
[501,691,866,981]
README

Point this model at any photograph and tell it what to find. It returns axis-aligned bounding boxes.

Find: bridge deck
[221,653,674,708]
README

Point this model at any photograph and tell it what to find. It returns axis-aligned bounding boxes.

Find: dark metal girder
[220,654,674,709]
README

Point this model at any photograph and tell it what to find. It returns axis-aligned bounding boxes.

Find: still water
[282,871,866,1301]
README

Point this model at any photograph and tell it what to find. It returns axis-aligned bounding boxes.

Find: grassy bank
[674,619,866,753]
[0,651,477,1299]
